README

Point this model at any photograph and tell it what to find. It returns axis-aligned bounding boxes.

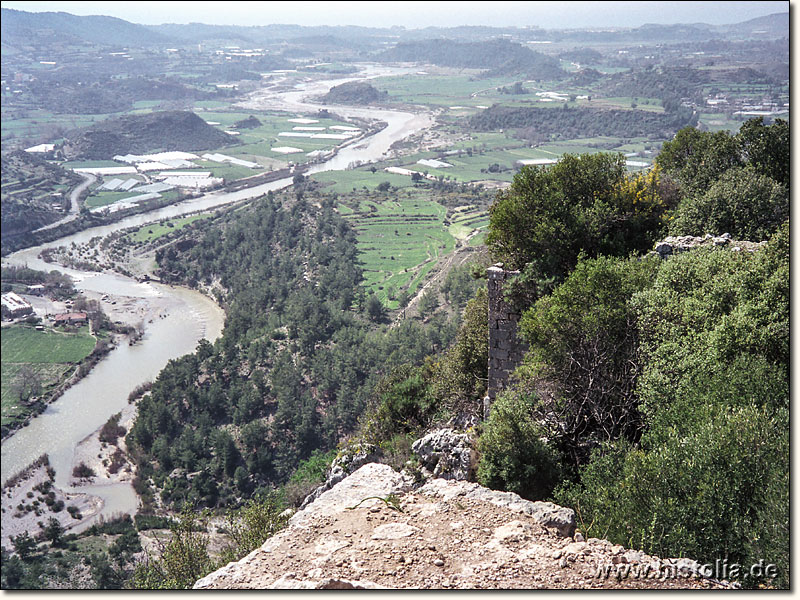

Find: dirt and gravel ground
[196,464,728,590]
[1,462,102,551]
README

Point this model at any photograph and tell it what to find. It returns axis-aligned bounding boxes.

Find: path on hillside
[395,229,485,324]
[33,172,95,233]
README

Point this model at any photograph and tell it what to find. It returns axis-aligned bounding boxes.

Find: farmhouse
[53,312,88,326]
[1,292,34,319]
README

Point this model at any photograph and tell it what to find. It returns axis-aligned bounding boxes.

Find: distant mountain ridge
[1,8,787,51]
[0,8,170,47]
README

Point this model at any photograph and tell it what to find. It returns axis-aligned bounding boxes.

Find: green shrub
[99,412,127,445]
[283,449,336,506]
[556,223,789,589]
[360,365,439,444]
[218,493,288,564]
[430,286,488,419]
[517,254,659,462]
[72,462,95,479]
[477,393,562,501]
[556,404,788,588]
[669,166,788,241]
[487,153,669,292]
[130,509,216,589]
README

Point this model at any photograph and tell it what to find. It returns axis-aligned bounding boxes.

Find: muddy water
[0,284,224,520]
[1,64,431,523]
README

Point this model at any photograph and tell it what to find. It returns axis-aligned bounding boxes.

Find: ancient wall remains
[484,264,528,417]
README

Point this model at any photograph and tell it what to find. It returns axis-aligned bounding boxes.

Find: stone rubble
[652,234,766,258]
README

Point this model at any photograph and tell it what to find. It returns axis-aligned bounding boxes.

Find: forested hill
[376,39,564,79]
[320,81,390,105]
[128,195,457,508]
[0,8,170,47]
[469,104,697,141]
[60,111,237,160]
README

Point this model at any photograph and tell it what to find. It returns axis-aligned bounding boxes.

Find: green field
[1,326,96,363]
[194,110,363,160]
[311,169,415,194]
[1,108,117,143]
[127,214,211,243]
[335,190,487,307]
[1,325,96,429]
[85,190,135,208]
[378,74,520,107]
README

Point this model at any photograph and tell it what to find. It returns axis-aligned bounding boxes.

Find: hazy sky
[0,1,790,29]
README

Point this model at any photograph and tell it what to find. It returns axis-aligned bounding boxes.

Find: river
[1,64,432,524]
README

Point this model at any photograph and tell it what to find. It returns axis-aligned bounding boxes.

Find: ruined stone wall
[484,265,528,417]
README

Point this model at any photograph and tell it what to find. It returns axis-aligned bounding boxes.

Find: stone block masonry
[484,264,529,418]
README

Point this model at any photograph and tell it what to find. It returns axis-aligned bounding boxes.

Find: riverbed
[1,64,433,527]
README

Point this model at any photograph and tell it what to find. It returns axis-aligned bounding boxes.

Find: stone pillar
[484,264,529,419]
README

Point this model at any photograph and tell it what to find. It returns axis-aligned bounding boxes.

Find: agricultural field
[1,325,96,430]
[0,107,118,144]
[191,110,366,162]
[126,214,211,243]
[379,132,655,185]
[311,168,415,194]
[377,73,520,107]
[334,188,488,307]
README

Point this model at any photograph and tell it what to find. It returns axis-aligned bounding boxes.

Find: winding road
[33,172,96,233]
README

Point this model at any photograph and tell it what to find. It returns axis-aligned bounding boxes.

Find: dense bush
[487,154,671,294]
[517,255,660,463]
[477,393,562,501]
[430,286,488,419]
[557,405,788,588]
[130,509,216,589]
[360,364,439,445]
[99,412,127,445]
[669,166,788,241]
[556,223,789,588]
[283,449,337,506]
[219,493,288,563]
[656,117,788,195]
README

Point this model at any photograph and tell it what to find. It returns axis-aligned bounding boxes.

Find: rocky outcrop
[652,233,766,258]
[411,428,476,481]
[195,463,728,590]
[299,444,381,510]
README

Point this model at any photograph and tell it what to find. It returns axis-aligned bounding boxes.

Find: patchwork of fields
[335,190,487,308]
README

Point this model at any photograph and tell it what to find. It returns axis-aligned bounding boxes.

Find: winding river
[1,64,433,524]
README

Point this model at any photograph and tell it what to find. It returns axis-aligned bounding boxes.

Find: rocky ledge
[194,463,728,589]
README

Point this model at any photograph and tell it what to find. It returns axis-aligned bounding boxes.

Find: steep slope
[195,464,729,590]
[1,150,80,244]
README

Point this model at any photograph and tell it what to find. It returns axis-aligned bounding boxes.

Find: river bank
[1,455,102,551]
[2,63,435,534]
